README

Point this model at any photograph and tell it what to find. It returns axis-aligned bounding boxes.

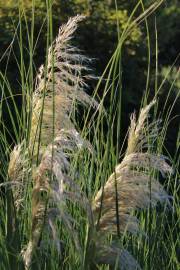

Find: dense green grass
[0,1,179,269]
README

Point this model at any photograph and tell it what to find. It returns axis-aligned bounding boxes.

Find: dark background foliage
[0,0,179,157]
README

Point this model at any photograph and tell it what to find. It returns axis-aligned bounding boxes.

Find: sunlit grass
[0,1,179,270]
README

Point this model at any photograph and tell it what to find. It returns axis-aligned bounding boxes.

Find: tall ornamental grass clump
[0,1,179,270]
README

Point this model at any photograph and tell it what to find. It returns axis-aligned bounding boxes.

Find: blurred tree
[0,0,179,155]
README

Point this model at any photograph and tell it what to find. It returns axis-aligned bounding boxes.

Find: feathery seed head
[93,100,172,236]
[30,15,97,154]
[126,99,156,155]
[8,142,29,210]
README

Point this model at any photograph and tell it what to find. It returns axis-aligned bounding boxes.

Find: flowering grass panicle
[92,100,172,269]
[6,14,173,270]
[22,15,96,269]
